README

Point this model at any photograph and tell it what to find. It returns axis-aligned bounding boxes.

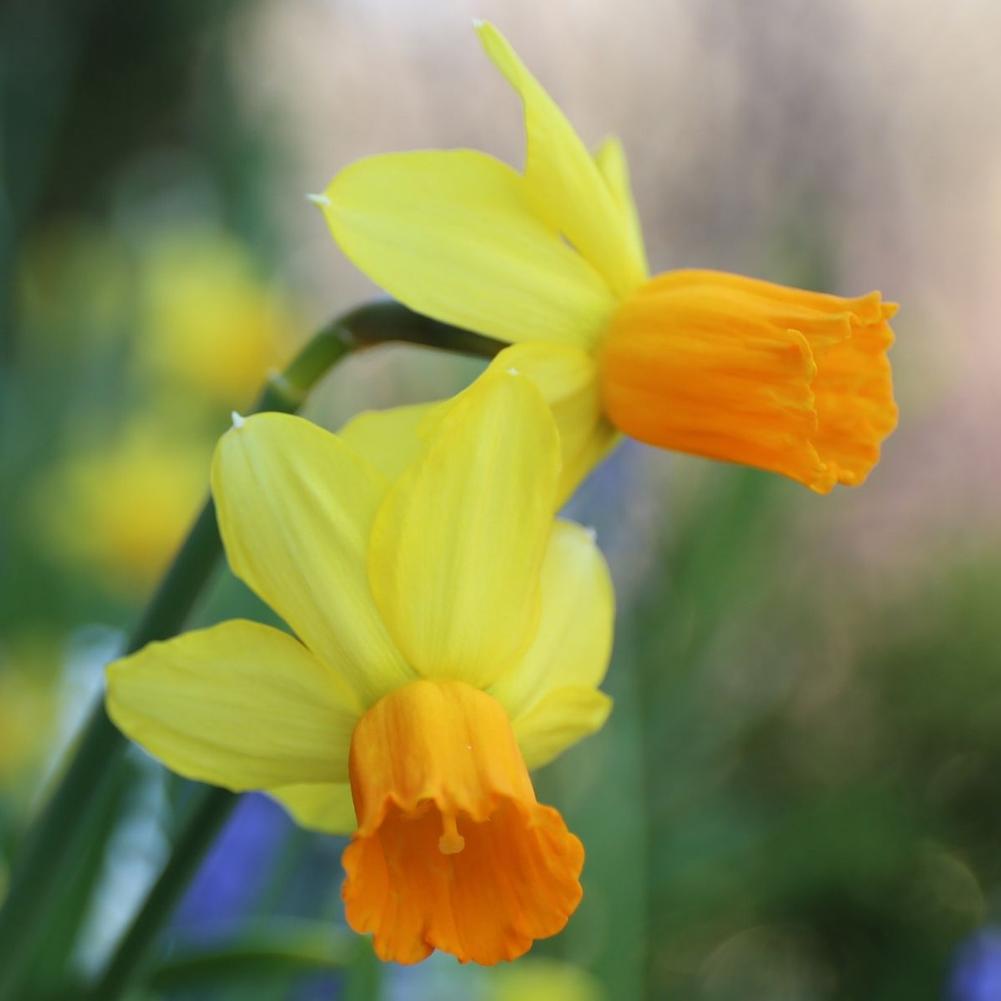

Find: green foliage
[2,3,997,1000]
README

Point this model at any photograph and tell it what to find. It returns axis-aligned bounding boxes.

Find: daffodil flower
[317,21,898,494]
[141,224,295,405]
[36,423,205,592]
[105,371,614,965]
[488,957,604,1001]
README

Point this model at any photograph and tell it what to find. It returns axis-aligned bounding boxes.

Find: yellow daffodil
[0,668,54,789]
[105,371,614,965]
[36,423,205,593]
[141,225,296,406]
[317,22,897,494]
[487,958,605,1001]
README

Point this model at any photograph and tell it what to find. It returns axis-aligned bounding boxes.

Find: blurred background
[2,0,1000,998]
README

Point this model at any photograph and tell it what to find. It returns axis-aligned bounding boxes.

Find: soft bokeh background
[3,1,1000,998]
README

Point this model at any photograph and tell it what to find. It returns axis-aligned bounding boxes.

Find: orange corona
[601,270,898,492]
[343,680,583,964]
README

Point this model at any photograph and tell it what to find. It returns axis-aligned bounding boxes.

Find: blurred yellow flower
[106,371,614,965]
[37,423,205,593]
[140,226,297,406]
[19,221,295,407]
[319,21,897,494]
[487,958,604,1001]
[27,225,296,596]
[0,660,56,909]
[0,668,54,789]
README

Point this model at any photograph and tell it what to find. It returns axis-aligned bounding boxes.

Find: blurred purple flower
[951,928,1001,1001]
[174,792,290,939]
[562,439,644,557]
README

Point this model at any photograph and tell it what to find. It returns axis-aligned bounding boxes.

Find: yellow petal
[594,135,649,278]
[106,620,357,790]
[322,150,615,348]
[342,345,618,506]
[337,401,442,482]
[490,520,614,719]
[514,686,613,771]
[488,343,619,504]
[476,21,647,298]
[340,341,619,506]
[490,958,605,1001]
[369,372,561,688]
[269,782,356,835]
[212,413,413,711]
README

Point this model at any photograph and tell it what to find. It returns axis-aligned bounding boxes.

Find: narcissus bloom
[36,423,205,592]
[317,22,897,494]
[488,957,605,1001]
[141,224,297,406]
[105,371,614,964]
[0,666,54,790]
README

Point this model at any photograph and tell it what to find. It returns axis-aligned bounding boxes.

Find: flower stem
[0,499,225,1001]
[344,939,384,1001]
[85,787,237,1001]
[145,919,355,991]
[0,303,503,1001]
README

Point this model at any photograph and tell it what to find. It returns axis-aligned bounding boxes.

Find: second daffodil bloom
[105,371,614,965]
[317,22,897,494]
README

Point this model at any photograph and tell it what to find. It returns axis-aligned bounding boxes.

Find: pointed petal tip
[473,19,504,48]
[231,410,245,429]
[306,192,331,207]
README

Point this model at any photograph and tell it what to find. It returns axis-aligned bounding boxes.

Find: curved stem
[85,788,237,1001]
[0,303,503,1001]
[146,919,355,991]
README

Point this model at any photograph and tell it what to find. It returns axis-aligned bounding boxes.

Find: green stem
[0,501,225,1001]
[0,303,503,1001]
[344,940,383,1001]
[146,920,354,992]
[85,788,236,1001]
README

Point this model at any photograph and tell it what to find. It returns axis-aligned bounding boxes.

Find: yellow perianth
[342,680,583,965]
[599,269,898,492]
